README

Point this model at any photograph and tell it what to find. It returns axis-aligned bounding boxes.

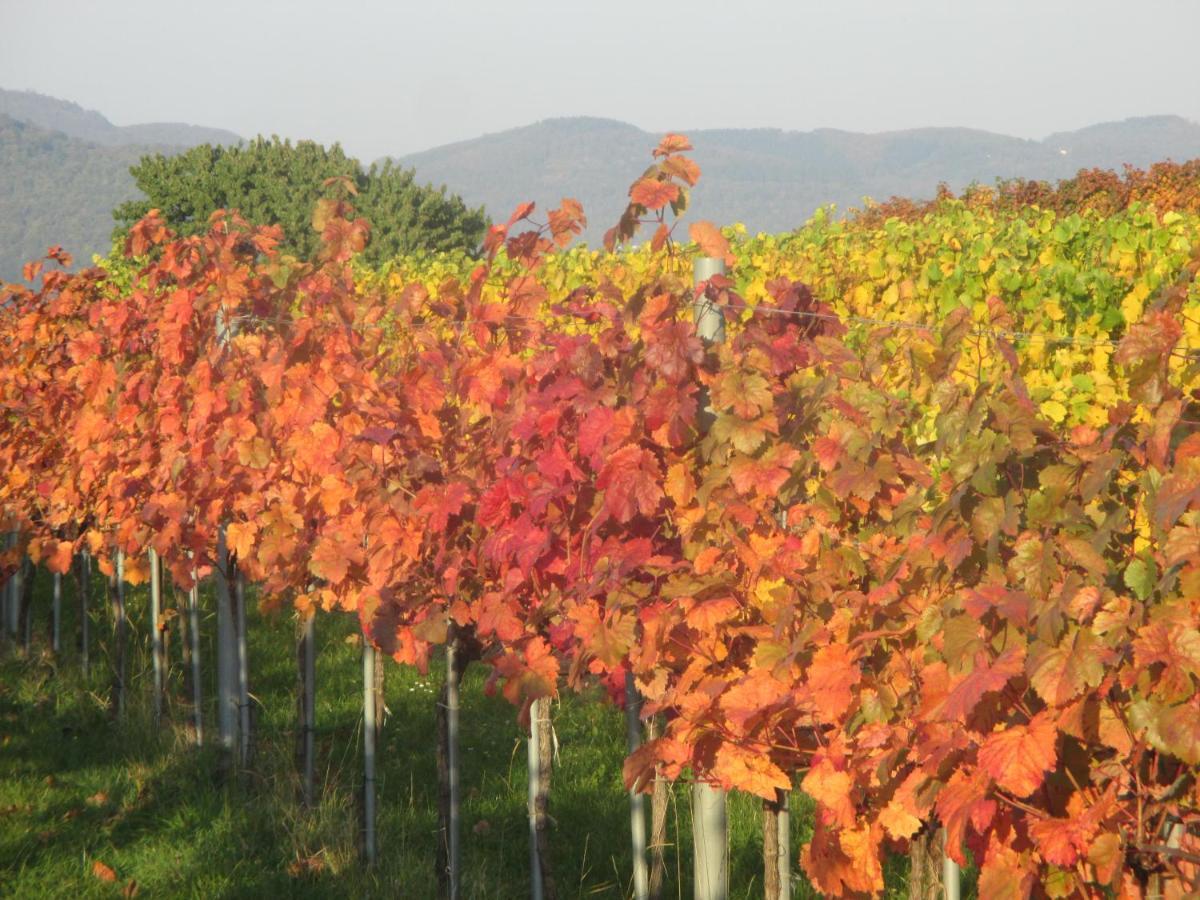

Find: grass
[0,564,954,898]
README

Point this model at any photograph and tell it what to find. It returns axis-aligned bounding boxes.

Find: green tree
[113,136,488,262]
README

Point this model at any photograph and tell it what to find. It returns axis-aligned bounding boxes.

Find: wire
[213,295,1200,360]
[704,299,1200,360]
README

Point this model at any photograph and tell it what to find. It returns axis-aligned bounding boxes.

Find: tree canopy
[113,136,489,262]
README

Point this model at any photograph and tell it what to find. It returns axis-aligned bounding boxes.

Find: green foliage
[113,136,489,262]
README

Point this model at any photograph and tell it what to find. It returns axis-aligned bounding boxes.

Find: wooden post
[907,827,943,900]
[644,714,668,900]
[535,699,557,898]
[776,792,790,899]
[764,797,780,899]
[764,790,791,899]
[362,642,378,866]
[692,255,729,900]
[625,672,649,900]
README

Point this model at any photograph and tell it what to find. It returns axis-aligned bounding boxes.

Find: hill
[395,115,1200,243]
[0,88,240,148]
[0,90,242,281]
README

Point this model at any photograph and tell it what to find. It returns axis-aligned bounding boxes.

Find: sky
[1,0,1198,162]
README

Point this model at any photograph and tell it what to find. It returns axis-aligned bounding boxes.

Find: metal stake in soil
[625,672,649,900]
[214,528,237,758]
[149,549,163,723]
[362,642,378,866]
[187,573,203,747]
[298,612,316,806]
[447,635,462,899]
[235,569,250,767]
[51,571,61,654]
[691,255,730,900]
[527,696,545,900]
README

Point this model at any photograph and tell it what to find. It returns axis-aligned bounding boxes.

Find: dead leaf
[286,855,325,878]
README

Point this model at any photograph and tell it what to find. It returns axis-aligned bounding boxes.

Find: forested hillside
[0,90,242,281]
[0,115,143,280]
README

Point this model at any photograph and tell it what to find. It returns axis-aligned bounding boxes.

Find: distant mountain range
[3,85,1200,281]
[395,115,1200,244]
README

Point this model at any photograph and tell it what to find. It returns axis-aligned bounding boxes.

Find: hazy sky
[2,0,1198,161]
